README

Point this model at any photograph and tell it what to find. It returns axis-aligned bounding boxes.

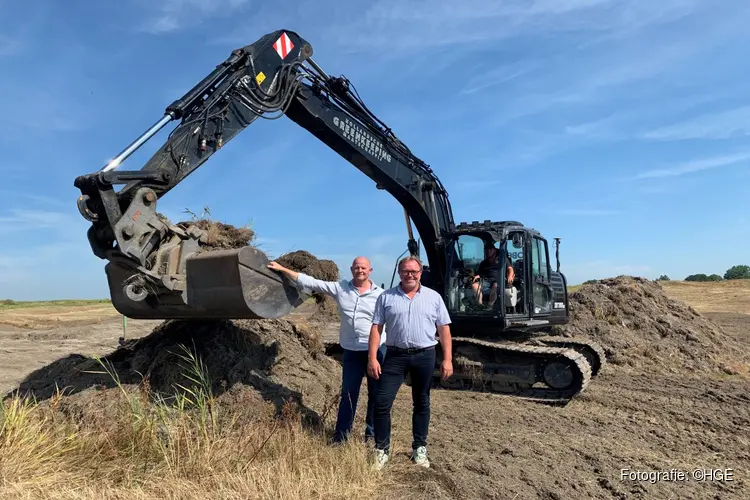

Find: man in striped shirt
[367,255,453,470]
[268,256,386,444]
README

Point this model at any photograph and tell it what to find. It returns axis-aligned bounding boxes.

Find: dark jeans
[333,345,386,442]
[373,346,436,453]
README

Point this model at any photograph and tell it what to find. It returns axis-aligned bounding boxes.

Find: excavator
[74,29,605,402]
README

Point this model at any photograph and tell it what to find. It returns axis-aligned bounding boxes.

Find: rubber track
[440,337,593,403]
[531,336,607,376]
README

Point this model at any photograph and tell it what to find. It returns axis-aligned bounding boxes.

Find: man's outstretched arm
[267,261,340,296]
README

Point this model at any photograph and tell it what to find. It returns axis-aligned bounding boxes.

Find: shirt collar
[349,279,378,292]
[398,282,421,295]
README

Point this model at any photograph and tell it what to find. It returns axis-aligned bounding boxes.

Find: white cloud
[0,209,71,233]
[574,0,705,47]
[140,0,250,34]
[427,0,745,143]
[632,152,750,180]
[459,61,537,95]
[640,105,750,141]
[0,191,69,208]
[564,116,619,137]
[340,0,695,54]
[560,90,724,142]
[489,38,708,125]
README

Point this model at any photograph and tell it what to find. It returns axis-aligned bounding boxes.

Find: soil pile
[168,219,341,322]
[550,276,741,375]
[177,219,255,250]
[14,218,346,418]
[277,250,341,323]
[11,317,340,425]
[276,250,339,282]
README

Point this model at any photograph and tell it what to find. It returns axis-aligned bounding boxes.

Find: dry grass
[0,348,382,499]
[660,279,750,314]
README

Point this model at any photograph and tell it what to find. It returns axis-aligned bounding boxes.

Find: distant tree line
[655,264,750,282]
[682,274,724,282]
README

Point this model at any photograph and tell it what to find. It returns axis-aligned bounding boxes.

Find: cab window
[455,235,486,268]
[532,237,549,281]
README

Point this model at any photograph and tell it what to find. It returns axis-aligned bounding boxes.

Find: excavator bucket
[104,246,307,320]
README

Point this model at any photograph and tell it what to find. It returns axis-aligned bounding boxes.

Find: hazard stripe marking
[273,32,294,59]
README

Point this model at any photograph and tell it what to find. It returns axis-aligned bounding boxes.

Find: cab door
[502,233,527,318]
[529,235,554,316]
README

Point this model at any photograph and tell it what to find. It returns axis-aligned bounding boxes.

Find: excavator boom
[74,29,454,320]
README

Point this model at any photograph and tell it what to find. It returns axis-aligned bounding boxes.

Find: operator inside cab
[470,245,515,309]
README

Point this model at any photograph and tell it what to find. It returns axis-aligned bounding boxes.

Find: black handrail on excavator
[73,29,455,319]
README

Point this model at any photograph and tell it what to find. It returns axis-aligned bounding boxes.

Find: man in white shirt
[268,256,386,443]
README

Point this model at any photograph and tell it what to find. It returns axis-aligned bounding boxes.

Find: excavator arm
[74,29,455,320]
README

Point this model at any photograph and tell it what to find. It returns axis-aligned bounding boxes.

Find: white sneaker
[373,449,389,470]
[411,446,430,468]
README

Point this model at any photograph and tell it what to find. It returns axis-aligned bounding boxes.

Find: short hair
[398,255,422,271]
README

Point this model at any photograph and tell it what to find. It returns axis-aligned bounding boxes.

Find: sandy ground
[0,315,161,394]
[1,282,748,499]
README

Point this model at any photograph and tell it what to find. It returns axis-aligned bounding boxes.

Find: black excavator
[74,29,605,402]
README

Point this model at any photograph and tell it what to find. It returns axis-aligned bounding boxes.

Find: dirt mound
[277,250,341,323]
[177,219,255,250]
[11,317,340,425]
[164,219,341,322]
[276,250,339,281]
[309,295,340,323]
[551,276,739,375]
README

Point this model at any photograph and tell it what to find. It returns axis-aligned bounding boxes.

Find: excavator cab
[442,221,568,335]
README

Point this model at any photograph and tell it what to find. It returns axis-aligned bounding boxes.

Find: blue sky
[1,0,749,300]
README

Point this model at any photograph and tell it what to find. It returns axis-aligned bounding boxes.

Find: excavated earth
[276,250,341,324]
[177,218,256,250]
[7,221,344,435]
[550,276,747,376]
[176,219,340,322]
[3,272,748,499]
[8,317,339,430]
